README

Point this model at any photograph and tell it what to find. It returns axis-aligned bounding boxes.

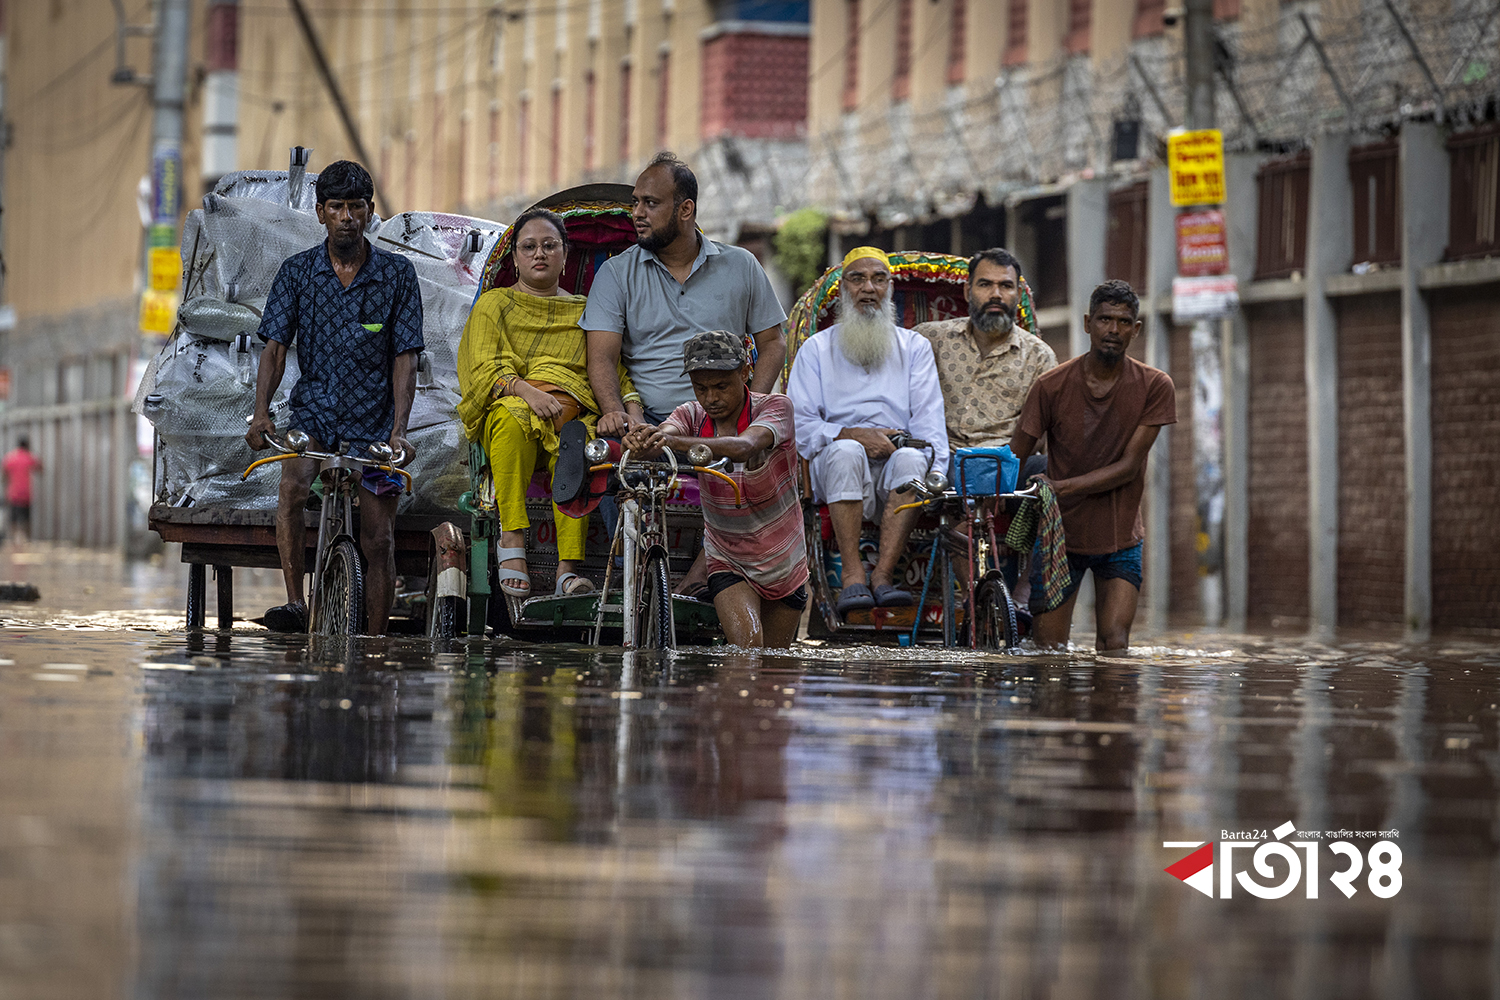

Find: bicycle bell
[368,441,394,462]
[285,429,311,452]
[584,437,611,463]
[923,471,949,494]
[687,443,713,466]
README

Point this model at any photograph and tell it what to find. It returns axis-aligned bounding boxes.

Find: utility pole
[1182,0,1227,626]
[144,0,191,295]
[1184,0,1215,133]
[0,0,11,349]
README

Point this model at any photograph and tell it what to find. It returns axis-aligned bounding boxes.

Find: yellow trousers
[483,406,587,561]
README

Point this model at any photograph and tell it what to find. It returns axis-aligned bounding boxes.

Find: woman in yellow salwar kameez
[457,208,641,598]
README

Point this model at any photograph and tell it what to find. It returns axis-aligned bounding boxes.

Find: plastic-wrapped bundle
[179,195,327,320]
[211,168,320,210]
[142,335,298,509]
[177,296,264,343]
[372,211,505,394]
[151,185,508,515]
[402,386,469,513]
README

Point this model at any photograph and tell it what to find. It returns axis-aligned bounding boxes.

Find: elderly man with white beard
[786,247,949,617]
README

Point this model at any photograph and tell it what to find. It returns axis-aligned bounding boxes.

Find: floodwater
[2,545,1499,999]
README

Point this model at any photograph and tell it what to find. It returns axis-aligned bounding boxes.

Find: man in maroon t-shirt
[1010,280,1176,652]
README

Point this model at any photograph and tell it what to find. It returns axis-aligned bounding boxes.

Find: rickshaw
[782,251,1040,647]
[455,184,721,645]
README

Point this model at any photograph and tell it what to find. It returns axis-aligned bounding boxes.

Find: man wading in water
[1009,280,1175,652]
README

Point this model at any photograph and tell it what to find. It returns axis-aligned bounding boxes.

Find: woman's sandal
[496,546,531,598]
[554,571,596,596]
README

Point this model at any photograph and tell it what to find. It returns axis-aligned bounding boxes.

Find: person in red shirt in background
[2,437,43,543]
[623,330,808,648]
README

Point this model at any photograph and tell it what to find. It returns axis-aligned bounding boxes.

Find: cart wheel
[314,538,365,636]
[974,576,1019,650]
[432,595,463,639]
[639,551,675,650]
[186,563,206,630]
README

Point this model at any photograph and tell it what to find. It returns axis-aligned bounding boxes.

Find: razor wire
[680,0,1500,234]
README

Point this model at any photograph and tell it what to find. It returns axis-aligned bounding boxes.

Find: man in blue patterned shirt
[246,160,424,634]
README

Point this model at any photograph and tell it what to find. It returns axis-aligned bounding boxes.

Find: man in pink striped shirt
[623,330,808,648]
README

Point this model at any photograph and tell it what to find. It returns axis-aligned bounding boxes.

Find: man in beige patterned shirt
[915,248,1057,472]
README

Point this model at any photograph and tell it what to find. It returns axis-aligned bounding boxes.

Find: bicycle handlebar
[892,481,1040,515]
[590,448,744,508]
[242,430,413,494]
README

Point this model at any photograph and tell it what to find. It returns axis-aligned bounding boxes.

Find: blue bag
[950,446,1019,496]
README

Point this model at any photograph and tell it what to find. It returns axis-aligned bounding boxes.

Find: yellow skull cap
[840,246,890,271]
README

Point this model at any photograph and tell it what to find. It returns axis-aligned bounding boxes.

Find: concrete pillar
[1399,123,1446,640]
[1065,178,1109,633]
[1221,153,1261,632]
[1144,167,1176,634]
[1066,178,1109,358]
[1303,133,1352,639]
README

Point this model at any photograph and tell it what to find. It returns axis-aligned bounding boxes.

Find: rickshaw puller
[246,160,423,636]
[1009,280,1175,653]
[622,331,809,649]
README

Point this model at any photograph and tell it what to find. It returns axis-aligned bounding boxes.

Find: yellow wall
[4,0,203,320]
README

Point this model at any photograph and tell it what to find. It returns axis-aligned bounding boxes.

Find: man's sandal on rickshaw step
[871,583,914,607]
[836,583,876,616]
[496,546,532,598]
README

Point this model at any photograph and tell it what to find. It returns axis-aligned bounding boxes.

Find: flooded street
[2,546,1498,998]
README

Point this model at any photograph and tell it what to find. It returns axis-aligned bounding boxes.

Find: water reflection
[2,595,1499,996]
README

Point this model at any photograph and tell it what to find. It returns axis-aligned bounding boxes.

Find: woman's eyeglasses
[517,239,564,256]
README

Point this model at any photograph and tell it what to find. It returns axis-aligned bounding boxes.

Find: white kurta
[785,323,951,473]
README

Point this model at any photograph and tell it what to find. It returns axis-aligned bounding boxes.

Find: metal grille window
[619,62,632,163]
[1133,0,1165,39]
[1004,0,1027,67]
[1065,0,1091,55]
[656,50,671,148]
[947,0,966,85]
[893,0,913,102]
[1349,139,1401,267]
[843,0,860,112]
[1107,181,1150,292]
[1024,197,1070,309]
[1255,152,1310,280]
[1446,125,1500,261]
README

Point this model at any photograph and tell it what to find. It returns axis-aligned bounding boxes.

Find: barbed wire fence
[691,0,1500,238]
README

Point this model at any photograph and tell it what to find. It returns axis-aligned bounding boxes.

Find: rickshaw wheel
[315,538,365,636]
[974,576,1019,651]
[640,551,675,650]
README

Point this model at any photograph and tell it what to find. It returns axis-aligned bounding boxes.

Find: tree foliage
[773,208,830,297]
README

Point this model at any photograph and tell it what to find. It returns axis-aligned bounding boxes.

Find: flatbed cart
[782,251,1041,643]
[149,502,466,633]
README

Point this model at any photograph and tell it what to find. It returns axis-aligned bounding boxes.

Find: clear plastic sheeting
[210,168,321,210]
[177,296,264,344]
[143,336,298,510]
[180,195,327,320]
[371,212,506,394]
[148,177,508,515]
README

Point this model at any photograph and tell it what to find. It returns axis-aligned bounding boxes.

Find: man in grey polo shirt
[583,152,788,434]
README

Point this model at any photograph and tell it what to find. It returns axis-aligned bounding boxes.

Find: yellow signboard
[140,289,179,334]
[1168,129,1225,206]
[149,247,182,291]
